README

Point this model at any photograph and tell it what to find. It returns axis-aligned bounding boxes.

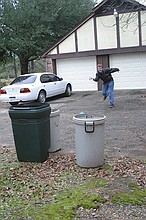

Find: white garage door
[110,52,146,90]
[56,57,97,91]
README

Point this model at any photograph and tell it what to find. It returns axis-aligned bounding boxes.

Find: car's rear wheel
[37,90,46,103]
[65,84,72,97]
[9,102,19,106]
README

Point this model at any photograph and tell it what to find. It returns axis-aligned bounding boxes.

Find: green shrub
[0,81,7,88]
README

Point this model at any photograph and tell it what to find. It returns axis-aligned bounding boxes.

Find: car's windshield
[10,75,37,85]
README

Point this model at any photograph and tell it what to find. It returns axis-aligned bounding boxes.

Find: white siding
[57,57,97,91]
[141,11,146,46]
[59,33,76,53]
[77,18,95,51]
[96,15,117,49]
[49,47,57,55]
[110,52,146,89]
[120,12,139,47]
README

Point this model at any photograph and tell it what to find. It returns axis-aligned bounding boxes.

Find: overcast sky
[136,0,146,4]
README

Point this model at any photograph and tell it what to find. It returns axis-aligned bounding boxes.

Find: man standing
[89,64,119,108]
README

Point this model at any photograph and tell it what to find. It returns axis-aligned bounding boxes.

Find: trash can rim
[73,114,106,125]
[50,109,60,118]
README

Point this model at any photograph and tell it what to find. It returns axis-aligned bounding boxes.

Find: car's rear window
[10,75,37,85]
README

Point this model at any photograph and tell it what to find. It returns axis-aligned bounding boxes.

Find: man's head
[97,64,103,72]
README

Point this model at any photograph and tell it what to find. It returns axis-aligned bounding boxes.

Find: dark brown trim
[92,0,107,13]
[75,31,78,52]
[138,11,142,46]
[93,16,98,50]
[96,9,144,18]
[116,16,120,48]
[92,0,146,13]
[47,46,146,59]
[57,46,59,54]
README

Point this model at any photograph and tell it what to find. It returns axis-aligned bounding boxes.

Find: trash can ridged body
[49,109,61,152]
[9,103,51,162]
[73,114,106,168]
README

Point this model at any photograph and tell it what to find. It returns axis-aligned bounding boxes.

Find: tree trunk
[19,56,29,75]
[30,60,35,72]
[13,53,17,77]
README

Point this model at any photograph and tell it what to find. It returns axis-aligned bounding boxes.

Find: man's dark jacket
[93,68,119,84]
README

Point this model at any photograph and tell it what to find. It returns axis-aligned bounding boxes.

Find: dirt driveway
[0,89,146,159]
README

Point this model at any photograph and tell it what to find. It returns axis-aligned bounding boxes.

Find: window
[40,74,51,83]
[49,74,61,82]
[10,75,37,85]
[40,74,61,83]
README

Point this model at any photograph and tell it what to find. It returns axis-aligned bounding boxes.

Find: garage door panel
[57,57,97,91]
[56,52,146,91]
[110,52,146,90]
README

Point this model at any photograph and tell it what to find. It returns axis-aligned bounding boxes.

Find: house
[42,0,146,91]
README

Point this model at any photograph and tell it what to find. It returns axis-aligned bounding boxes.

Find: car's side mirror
[60,78,63,81]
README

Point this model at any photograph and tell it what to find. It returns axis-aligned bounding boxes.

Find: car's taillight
[20,88,31,93]
[0,89,7,94]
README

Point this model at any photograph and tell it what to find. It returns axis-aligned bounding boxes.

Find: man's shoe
[110,104,115,108]
[103,96,107,100]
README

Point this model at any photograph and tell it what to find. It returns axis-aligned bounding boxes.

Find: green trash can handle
[85,121,95,133]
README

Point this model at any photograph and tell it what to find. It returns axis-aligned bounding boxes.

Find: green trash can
[9,103,51,163]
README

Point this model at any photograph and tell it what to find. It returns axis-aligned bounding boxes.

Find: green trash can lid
[10,102,50,110]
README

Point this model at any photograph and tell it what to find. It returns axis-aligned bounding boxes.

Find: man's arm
[105,68,119,74]
[89,73,99,82]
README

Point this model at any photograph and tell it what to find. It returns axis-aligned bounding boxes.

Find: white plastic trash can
[49,109,61,152]
[73,114,106,168]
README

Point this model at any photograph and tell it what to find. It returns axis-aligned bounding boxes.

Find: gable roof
[42,0,146,57]
[92,0,146,14]
[93,0,145,11]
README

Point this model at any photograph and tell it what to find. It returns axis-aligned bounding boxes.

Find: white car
[0,72,72,105]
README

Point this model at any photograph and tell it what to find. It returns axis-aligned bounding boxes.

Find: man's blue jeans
[102,80,114,105]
